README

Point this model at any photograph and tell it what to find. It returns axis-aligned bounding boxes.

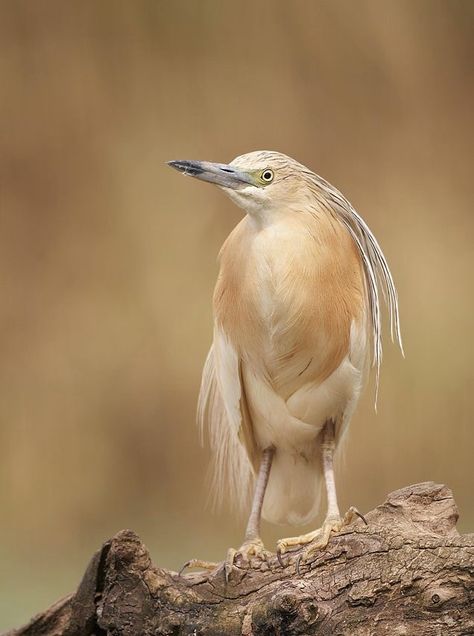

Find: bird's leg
[277,420,365,561]
[180,447,275,579]
[224,446,274,580]
[245,445,275,543]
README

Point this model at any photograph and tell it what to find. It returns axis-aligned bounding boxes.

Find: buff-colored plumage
[169,150,402,558]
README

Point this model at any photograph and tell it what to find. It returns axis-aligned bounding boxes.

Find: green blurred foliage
[0,0,473,628]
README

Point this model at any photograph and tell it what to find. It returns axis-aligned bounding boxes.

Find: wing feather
[197,329,256,513]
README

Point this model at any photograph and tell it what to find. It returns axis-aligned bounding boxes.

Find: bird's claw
[349,505,368,526]
[276,546,286,568]
[276,541,306,575]
[179,509,367,579]
[276,506,368,569]
[224,547,237,583]
[224,538,271,583]
[180,538,273,582]
[178,558,219,576]
[295,553,304,575]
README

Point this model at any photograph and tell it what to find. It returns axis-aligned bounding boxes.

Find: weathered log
[5,482,474,635]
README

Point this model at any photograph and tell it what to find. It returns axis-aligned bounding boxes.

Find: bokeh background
[1,0,473,629]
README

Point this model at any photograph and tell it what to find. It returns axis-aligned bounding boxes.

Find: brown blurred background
[0,0,473,628]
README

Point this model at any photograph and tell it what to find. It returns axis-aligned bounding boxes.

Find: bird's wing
[197,327,256,512]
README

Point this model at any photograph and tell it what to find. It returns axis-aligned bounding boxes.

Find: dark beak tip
[166,159,248,188]
[167,160,191,175]
[167,159,205,179]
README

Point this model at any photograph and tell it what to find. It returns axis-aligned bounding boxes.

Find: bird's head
[168,151,312,218]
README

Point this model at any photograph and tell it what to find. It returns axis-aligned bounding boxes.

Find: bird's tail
[262,449,323,526]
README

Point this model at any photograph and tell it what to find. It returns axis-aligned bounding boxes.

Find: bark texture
[5,482,474,636]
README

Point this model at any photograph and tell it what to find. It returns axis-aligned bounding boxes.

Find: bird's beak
[167,160,255,190]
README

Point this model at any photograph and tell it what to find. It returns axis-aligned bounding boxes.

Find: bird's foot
[179,538,272,582]
[224,537,272,583]
[178,558,219,576]
[276,506,367,567]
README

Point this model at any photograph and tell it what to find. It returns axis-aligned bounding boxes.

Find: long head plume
[307,171,404,403]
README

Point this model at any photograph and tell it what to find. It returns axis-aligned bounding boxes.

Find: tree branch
[5,482,474,635]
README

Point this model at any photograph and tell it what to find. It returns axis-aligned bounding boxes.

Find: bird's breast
[214,212,366,397]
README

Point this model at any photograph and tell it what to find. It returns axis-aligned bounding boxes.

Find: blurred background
[0,0,473,629]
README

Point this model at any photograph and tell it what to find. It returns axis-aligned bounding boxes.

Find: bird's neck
[244,203,305,231]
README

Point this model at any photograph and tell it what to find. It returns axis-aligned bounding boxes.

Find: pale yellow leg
[277,421,365,561]
[180,447,275,581]
[224,447,275,580]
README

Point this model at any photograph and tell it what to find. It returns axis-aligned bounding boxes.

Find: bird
[168,151,402,576]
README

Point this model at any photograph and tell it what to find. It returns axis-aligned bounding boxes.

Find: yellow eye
[261,169,274,183]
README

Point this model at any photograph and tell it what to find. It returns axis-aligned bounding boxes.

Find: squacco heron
[169,151,402,576]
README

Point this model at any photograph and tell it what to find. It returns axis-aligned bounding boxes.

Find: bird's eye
[261,169,274,183]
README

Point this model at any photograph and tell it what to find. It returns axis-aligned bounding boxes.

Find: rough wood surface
[5,482,474,636]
